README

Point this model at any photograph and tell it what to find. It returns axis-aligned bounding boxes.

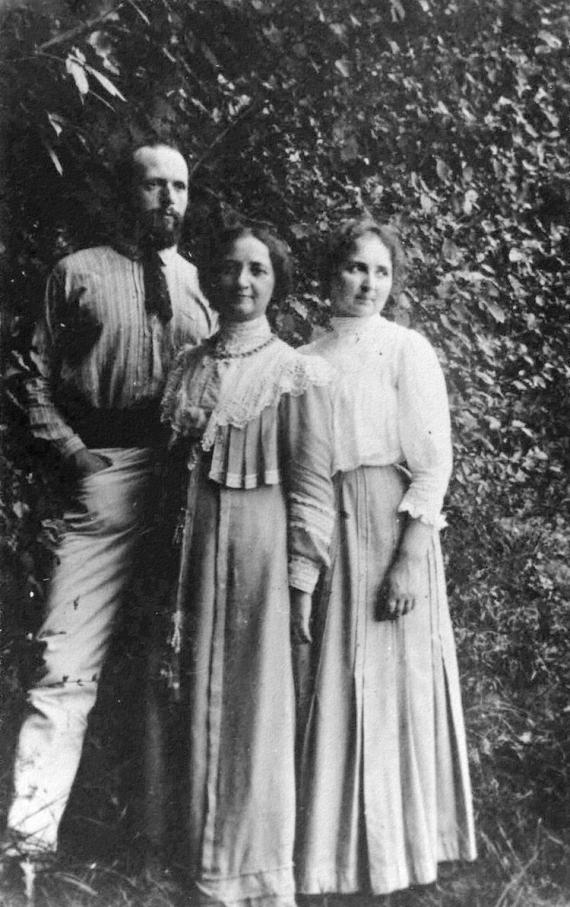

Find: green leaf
[536,30,563,50]
[442,238,461,264]
[65,54,89,97]
[290,223,311,239]
[390,0,405,21]
[87,30,120,74]
[84,65,126,101]
[47,112,63,136]
[455,270,487,282]
[463,189,478,215]
[480,299,506,323]
[334,58,350,77]
[42,140,63,175]
[436,157,452,183]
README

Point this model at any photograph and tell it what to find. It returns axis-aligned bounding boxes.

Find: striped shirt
[27,245,216,457]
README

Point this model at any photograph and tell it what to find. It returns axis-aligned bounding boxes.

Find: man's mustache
[145,208,183,225]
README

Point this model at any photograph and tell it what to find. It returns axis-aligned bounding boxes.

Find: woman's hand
[382,517,433,620]
[384,552,424,619]
[290,588,313,644]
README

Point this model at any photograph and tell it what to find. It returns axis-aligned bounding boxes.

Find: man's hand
[290,588,313,644]
[68,449,112,478]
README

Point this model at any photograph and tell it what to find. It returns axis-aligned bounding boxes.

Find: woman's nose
[365,270,380,290]
[237,267,250,287]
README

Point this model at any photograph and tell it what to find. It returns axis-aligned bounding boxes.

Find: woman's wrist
[397,517,433,562]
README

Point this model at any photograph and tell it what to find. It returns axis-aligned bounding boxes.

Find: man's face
[131,145,189,248]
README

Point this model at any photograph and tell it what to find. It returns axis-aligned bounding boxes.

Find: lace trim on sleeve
[397,497,447,530]
[289,555,321,594]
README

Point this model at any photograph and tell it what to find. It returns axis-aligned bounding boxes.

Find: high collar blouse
[161,316,335,592]
[302,314,453,528]
[162,316,332,456]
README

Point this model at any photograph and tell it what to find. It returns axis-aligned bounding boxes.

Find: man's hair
[113,139,186,205]
[320,216,407,299]
[202,219,293,308]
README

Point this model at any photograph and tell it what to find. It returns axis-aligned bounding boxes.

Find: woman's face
[217,233,276,322]
[331,232,393,318]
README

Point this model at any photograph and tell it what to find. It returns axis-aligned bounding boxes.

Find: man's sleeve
[188,261,218,338]
[26,265,86,458]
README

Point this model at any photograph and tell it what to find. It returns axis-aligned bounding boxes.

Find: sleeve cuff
[398,498,447,530]
[289,556,321,594]
[59,436,87,459]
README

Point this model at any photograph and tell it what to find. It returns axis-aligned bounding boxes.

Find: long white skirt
[295,465,476,896]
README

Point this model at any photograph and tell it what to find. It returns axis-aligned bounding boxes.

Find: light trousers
[7,447,154,853]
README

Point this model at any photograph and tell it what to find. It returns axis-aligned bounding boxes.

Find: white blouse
[303,314,453,528]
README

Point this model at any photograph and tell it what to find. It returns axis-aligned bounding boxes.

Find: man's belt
[71,403,166,449]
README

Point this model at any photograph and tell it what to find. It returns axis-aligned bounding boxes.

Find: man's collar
[112,237,178,262]
[158,246,177,265]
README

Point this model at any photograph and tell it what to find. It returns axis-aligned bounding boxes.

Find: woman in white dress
[295,217,477,898]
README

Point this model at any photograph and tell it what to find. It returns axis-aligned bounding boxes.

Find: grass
[1,825,569,907]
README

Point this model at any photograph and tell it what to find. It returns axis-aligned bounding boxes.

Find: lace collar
[209,316,273,357]
[163,324,332,451]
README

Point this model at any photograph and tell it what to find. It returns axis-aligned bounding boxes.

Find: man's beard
[139,208,183,249]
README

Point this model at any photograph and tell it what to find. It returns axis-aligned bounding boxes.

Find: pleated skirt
[295,465,476,896]
[178,469,297,907]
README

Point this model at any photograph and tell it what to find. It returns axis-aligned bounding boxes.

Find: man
[3,142,215,863]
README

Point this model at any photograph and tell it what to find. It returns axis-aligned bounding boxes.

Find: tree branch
[35,3,125,53]
[188,100,261,183]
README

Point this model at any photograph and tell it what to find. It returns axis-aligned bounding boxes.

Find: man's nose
[160,183,175,205]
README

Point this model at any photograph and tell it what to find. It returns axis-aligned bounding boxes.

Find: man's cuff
[59,436,86,459]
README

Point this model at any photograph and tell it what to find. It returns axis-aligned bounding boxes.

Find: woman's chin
[334,305,377,319]
[219,302,267,323]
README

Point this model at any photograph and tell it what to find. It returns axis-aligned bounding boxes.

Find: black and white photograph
[0,1,568,905]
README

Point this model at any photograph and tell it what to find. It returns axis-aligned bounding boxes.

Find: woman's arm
[383,516,434,618]
[280,378,335,644]
[396,330,453,527]
[384,330,452,618]
[290,589,314,643]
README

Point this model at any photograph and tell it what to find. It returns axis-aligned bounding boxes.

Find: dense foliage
[0,0,569,903]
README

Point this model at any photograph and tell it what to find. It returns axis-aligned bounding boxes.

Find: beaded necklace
[208,333,277,360]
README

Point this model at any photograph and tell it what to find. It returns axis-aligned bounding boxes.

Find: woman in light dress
[295,217,477,899]
[160,221,334,907]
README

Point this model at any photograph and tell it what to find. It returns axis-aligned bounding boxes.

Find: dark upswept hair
[203,220,293,309]
[320,217,407,300]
